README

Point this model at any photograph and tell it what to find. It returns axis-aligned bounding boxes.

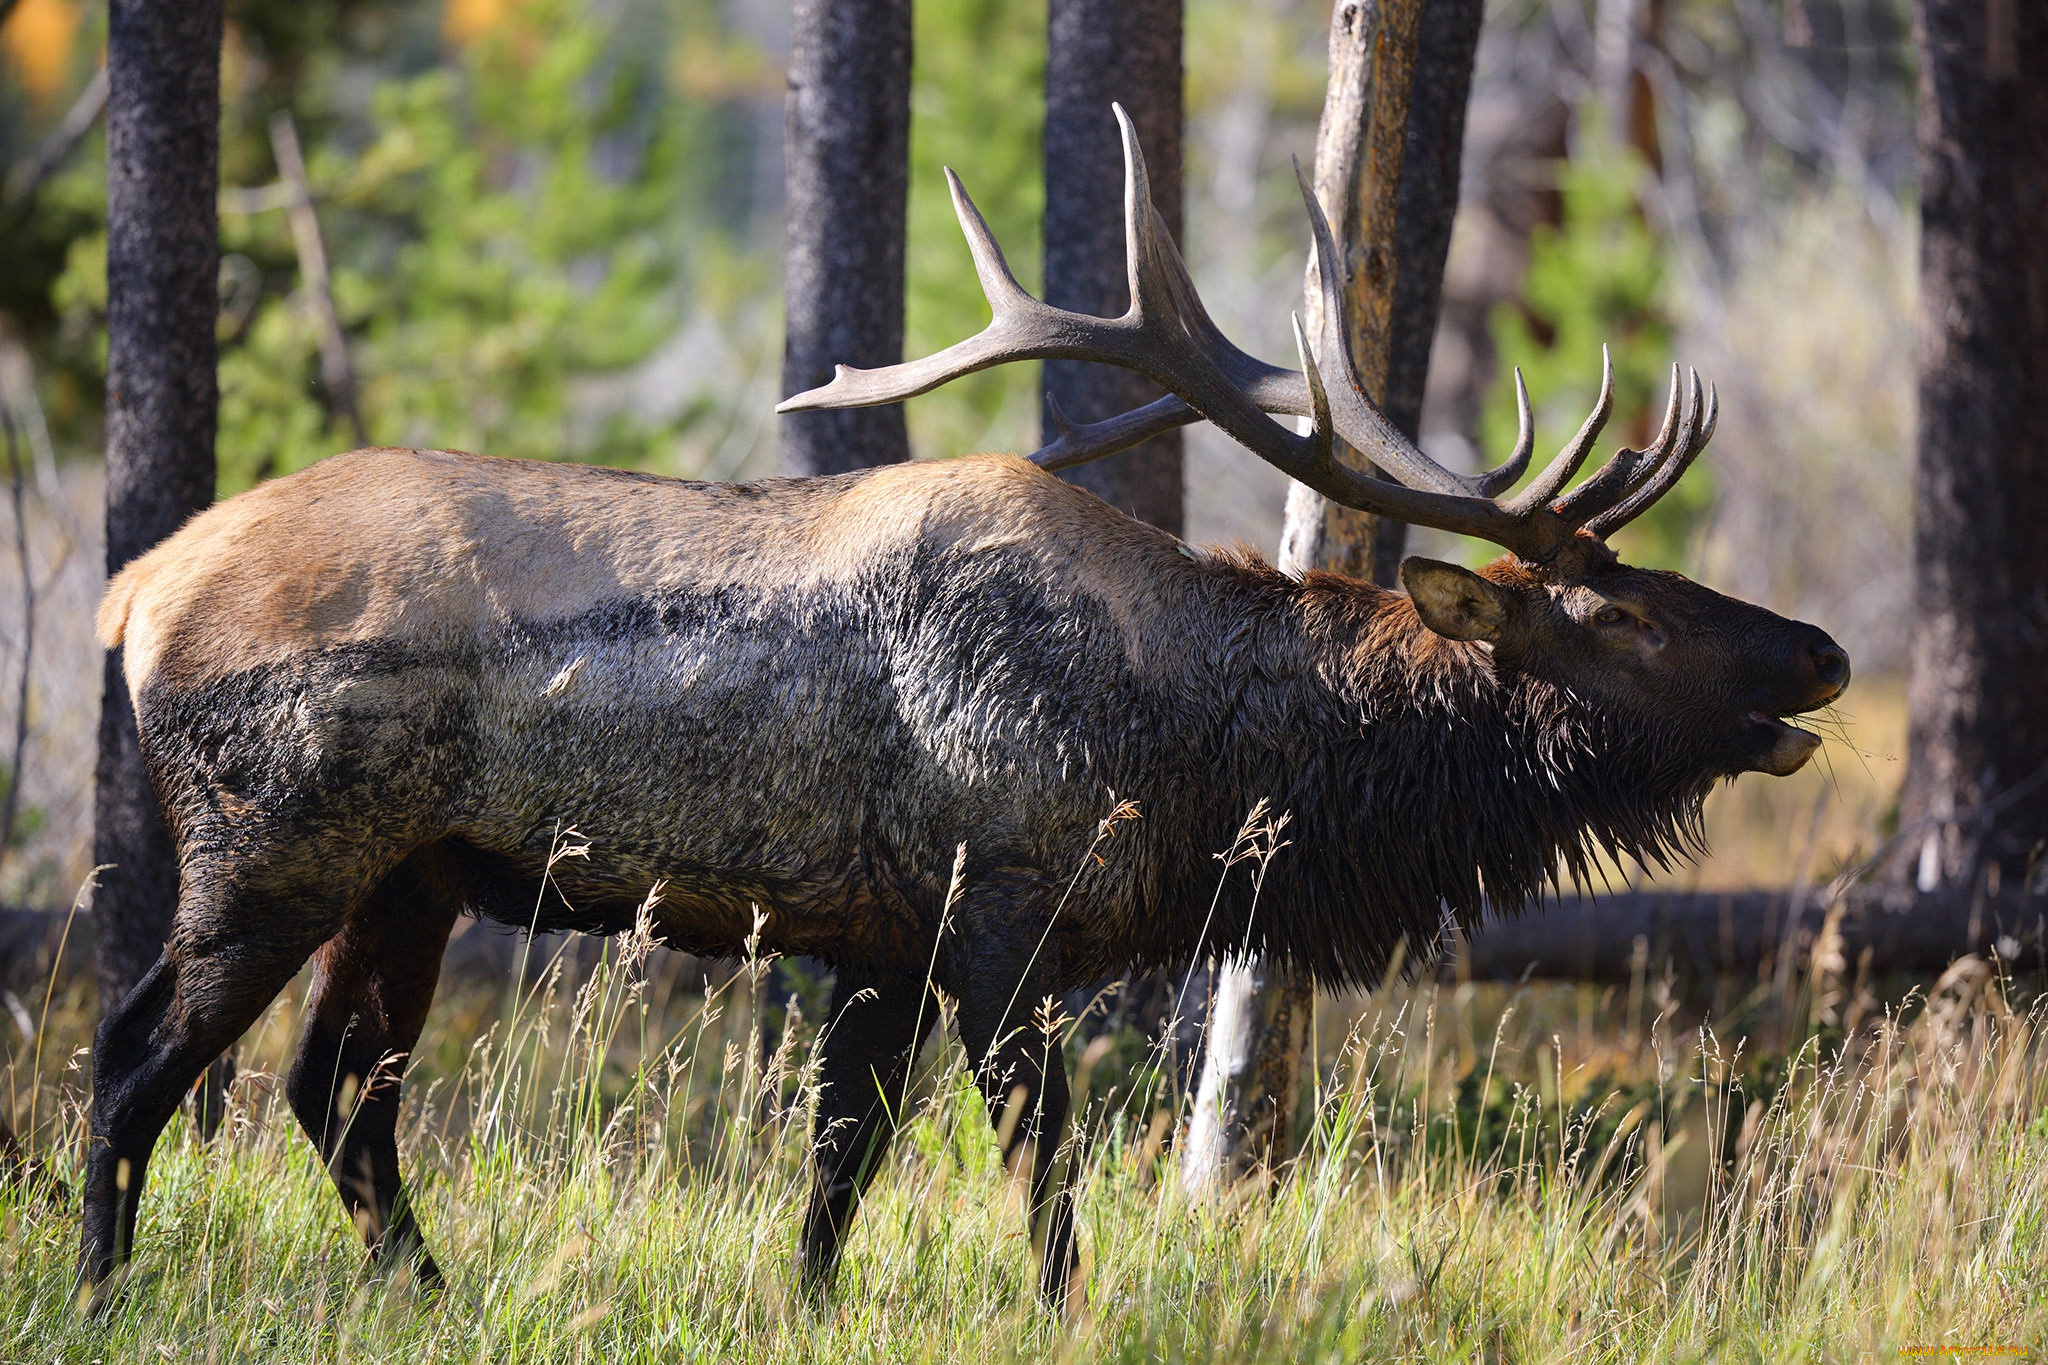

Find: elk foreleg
[798,967,941,1299]
[285,852,460,1286]
[954,944,1081,1313]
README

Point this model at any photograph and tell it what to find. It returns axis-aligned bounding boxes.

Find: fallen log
[1453,884,2048,983]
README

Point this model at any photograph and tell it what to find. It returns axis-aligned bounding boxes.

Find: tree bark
[95,0,223,1021]
[1043,0,1184,534]
[1881,0,2048,926]
[1186,0,1483,1193]
[780,0,913,475]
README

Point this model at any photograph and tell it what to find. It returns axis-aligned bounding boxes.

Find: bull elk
[78,108,1846,1311]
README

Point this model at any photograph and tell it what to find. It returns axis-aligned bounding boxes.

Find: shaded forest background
[0,0,1915,909]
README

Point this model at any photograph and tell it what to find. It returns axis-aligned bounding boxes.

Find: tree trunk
[1881,0,2048,929]
[1043,0,1184,534]
[1042,0,1199,1097]
[1185,0,1483,1193]
[95,0,223,1016]
[780,0,913,475]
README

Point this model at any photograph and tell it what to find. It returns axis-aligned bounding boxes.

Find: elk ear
[1401,558,1513,643]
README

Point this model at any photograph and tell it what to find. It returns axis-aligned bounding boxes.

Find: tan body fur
[102,447,1169,700]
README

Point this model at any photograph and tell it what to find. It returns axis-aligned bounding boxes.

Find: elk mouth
[1742,708,1825,776]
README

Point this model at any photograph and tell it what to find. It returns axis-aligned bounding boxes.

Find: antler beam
[779,104,1717,563]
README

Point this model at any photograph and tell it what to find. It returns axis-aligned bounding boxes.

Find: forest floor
[4,888,2045,1363]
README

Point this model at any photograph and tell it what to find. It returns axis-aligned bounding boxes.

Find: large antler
[778,104,1713,563]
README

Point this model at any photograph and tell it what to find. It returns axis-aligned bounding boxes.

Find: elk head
[1402,543,1847,780]
[782,105,1850,781]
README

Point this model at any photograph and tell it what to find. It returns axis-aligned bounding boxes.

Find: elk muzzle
[1742,626,1850,776]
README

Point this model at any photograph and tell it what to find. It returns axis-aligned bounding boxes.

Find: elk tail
[96,559,149,649]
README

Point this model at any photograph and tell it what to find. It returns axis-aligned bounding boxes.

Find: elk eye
[1594,606,1628,626]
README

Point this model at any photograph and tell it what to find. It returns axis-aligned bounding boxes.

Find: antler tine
[1585,376,1719,536]
[1549,362,1687,523]
[1295,160,1479,497]
[1024,193,1308,471]
[1114,104,1169,327]
[1145,200,1309,408]
[1628,367,1705,503]
[1473,369,1536,498]
[1502,346,1616,515]
[777,170,1067,413]
[1118,107,1309,410]
[1290,311,1336,463]
[1278,314,1571,556]
[1019,110,1305,471]
[945,167,1037,315]
[1030,392,1203,472]
[1605,366,1707,508]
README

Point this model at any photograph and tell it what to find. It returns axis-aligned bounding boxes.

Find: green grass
[5,905,2048,1361]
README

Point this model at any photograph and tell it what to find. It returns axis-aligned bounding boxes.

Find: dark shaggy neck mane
[1160,555,1719,990]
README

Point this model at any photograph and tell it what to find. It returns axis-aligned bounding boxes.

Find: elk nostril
[1812,643,1850,689]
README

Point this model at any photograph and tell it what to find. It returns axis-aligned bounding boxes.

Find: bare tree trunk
[1042,0,1204,1106]
[1879,0,2048,929]
[780,0,913,475]
[1179,953,1307,1187]
[96,0,222,1013]
[773,0,914,1047]
[1186,0,1483,1193]
[1043,0,1184,534]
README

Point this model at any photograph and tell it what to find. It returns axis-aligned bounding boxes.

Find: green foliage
[8,0,1055,483]
[0,1,109,441]
[903,0,1045,461]
[0,1,427,457]
[20,0,761,494]
[1482,112,1708,568]
[215,0,725,491]
[1423,1064,1668,1190]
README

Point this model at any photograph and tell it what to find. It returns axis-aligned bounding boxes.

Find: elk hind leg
[77,884,339,1303]
[285,849,461,1285]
